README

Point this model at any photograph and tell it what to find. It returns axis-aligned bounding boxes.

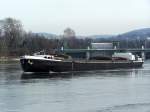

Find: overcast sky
[0,0,150,35]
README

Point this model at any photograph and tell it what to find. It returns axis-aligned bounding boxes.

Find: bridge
[57,48,150,53]
[53,47,150,60]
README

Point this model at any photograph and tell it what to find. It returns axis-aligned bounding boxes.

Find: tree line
[0,18,92,57]
[0,18,149,57]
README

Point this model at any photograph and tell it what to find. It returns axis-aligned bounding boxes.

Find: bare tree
[0,18,24,56]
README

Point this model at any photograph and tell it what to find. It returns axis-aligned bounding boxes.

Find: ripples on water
[98,102,150,112]
[0,61,150,112]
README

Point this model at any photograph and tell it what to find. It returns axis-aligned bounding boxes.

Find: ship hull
[20,58,143,73]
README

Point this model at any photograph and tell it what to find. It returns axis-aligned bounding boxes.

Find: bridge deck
[54,49,150,53]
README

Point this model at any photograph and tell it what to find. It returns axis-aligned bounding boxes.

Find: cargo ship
[20,52,144,73]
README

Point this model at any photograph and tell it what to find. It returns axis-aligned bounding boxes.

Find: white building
[91,43,113,57]
[91,43,113,49]
[63,28,76,38]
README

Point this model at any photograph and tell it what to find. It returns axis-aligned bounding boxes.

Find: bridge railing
[54,48,150,53]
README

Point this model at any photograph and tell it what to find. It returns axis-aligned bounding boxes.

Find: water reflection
[20,68,143,80]
[21,72,74,79]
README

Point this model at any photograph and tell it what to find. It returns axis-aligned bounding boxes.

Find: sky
[0,0,150,35]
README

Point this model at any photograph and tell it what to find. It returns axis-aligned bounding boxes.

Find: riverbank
[0,57,20,62]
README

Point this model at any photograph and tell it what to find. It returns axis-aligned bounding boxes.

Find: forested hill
[116,28,150,40]
[33,28,150,40]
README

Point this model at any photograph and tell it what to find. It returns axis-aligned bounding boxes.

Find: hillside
[34,28,150,40]
[116,28,150,40]
[34,32,58,39]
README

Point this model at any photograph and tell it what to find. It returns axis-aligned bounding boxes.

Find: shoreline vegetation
[0,18,91,58]
[0,57,20,62]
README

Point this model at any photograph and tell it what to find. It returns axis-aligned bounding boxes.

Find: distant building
[91,43,113,57]
[63,28,76,38]
[91,43,113,49]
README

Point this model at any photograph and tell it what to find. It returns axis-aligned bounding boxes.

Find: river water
[0,61,150,112]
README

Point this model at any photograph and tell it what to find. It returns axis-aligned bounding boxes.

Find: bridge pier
[141,45,145,60]
[86,46,90,60]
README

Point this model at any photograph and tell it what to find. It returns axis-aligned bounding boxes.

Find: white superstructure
[20,55,62,61]
[112,52,135,61]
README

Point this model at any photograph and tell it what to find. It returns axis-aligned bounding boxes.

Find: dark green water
[0,61,150,112]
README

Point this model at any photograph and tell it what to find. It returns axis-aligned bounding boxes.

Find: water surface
[0,61,150,112]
